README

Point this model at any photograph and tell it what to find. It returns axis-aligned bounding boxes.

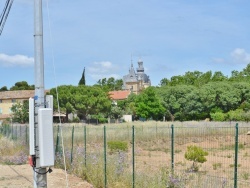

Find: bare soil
[0,164,93,188]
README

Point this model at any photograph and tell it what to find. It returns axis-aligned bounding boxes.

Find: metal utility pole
[34,0,47,187]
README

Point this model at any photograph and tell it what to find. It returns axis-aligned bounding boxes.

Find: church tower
[123,59,151,94]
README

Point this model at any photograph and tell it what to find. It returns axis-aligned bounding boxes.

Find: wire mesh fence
[1,122,250,187]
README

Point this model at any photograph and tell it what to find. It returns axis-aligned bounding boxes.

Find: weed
[175,149,182,153]
[212,163,222,170]
[241,172,250,180]
[107,141,128,153]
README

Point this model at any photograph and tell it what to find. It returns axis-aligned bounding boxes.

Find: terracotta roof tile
[109,90,130,100]
[0,90,35,100]
[0,90,50,100]
[0,114,11,119]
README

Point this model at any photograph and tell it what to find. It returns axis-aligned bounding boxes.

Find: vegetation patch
[184,145,208,172]
[107,141,128,153]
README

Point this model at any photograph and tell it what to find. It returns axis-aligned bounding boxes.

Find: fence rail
[1,122,250,188]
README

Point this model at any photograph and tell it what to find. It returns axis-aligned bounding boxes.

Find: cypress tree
[78,67,86,85]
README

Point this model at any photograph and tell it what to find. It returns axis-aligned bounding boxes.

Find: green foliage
[0,86,8,91]
[212,163,222,170]
[10,81,34,90]
[210,112,226,121]
[95,77,123,91]
[49,85,112,121]
[184,145,208,172]
[91,114,108,123]
[227,109,244,121]
[10,100,29,123]
[135,87,165,120]
[78,67,86,85]
[110,106,123,120]
[107,141,128,153]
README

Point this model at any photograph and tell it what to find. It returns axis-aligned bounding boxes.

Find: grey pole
[34,0,47,187]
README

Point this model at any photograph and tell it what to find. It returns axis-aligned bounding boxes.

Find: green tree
[110,106,123,123]
[49,85,75,121]
[95,77,123,91]
[156,85,197,121]
[200,82,240,114]
[159,78,170,86]
[78,67,86,85]
[211,71,227,82]
[73,85,111,119]
[184,145,208,172]
[0,86,8,91]
[11,100,29,123]
[10,81,34,90]
[135,87,165,120]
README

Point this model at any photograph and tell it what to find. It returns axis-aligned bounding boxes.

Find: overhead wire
[45,0,69,187]
[0,0,14,35]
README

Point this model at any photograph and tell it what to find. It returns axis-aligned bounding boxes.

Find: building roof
[53,112,66,117]
[0,90,50,100]
[109,90,130,100]
[0,90,35,100]
[0,114,11,120]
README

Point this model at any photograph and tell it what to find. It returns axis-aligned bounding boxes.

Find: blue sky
[1,0,250,89]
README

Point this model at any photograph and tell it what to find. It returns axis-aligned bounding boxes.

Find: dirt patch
[0,164,93,188]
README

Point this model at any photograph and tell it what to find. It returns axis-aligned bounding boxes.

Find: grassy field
[1,121,250,187]
[52,121,250,187]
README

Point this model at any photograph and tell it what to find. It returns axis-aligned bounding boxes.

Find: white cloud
[0,53,34,67]
[213,48,250,65]
[87,61,121,81]
[231,48,250,64]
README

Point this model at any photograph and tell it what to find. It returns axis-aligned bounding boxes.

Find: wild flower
[222,178,227,188]
[167,175,181,188]
[115,151,126,176]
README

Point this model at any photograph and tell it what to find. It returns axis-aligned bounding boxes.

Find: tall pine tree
[78,67,86,85]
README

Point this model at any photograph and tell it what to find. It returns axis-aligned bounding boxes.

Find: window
[0,99,2,103]
[12,99,16,103]
[0,108,2,114]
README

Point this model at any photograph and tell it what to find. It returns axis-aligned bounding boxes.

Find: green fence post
[11,123,13,140]
[20,124,21,138]
[132,125,135,188]
[71,126,75,164]
[171,124,174,171]
[84,126,87,167]
[234,123,239,188]
[15,125,17,140]
[55,125,60,154]
[104,126,107,188]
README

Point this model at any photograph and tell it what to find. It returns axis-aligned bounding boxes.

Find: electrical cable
[0,0,13,35]
[33,167,53,175]
[45,0,69,187]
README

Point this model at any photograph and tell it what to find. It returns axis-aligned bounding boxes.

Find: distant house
[0,90,52,122]
[109,90,131,100]
[109,90,131,105]
[0,90,35,120]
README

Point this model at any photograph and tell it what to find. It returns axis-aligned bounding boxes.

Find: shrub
[72,117,80,123]
[210,112,226,121]
[107,141,128,153]
[184,145,208,172]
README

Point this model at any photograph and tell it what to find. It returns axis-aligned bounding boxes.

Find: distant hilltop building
[123,59,151,94]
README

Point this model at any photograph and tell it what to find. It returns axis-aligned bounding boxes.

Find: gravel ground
[0,164,93,188]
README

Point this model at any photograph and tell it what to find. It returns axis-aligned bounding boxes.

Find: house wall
[123,115,132,122]
[0,99,28,116]
[124,82,139,94]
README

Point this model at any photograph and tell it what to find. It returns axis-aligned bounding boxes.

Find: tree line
[5,63,250,123]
